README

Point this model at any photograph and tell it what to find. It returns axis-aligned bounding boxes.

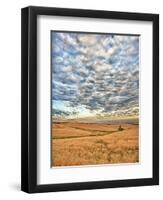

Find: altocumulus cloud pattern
[51,31,139,119]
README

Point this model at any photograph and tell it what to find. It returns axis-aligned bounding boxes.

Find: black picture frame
[21,6,159,193]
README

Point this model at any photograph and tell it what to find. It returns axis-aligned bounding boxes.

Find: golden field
[52,122,139,166]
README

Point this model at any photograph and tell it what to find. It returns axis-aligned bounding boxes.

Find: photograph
[21,6,159,193]
[51,31,139,167]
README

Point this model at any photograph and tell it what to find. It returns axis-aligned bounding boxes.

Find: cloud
[77,35,97,46]
[51,32,139,118]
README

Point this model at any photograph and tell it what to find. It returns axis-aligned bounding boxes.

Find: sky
[51,31,139,120]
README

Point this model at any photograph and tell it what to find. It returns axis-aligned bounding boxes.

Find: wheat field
[52,122,139,167]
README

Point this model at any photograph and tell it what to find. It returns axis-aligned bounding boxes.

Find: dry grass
[52,122,139,166]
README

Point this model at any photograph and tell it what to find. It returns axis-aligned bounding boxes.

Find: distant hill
[53,115,139,125]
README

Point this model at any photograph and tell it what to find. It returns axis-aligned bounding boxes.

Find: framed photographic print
[21,6,159,193]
